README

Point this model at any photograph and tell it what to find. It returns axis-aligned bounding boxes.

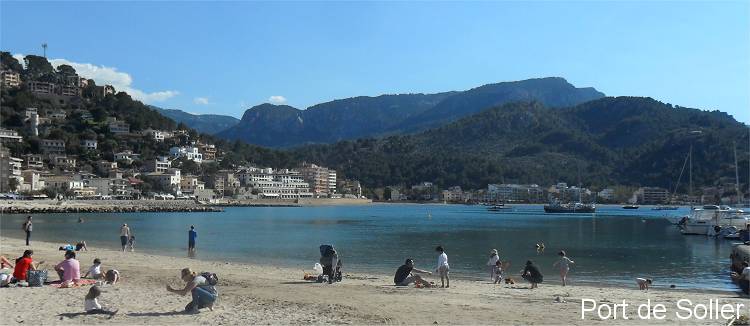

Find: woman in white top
[487,249,500,281]
[435,246,449,288]
[553,250,575,286]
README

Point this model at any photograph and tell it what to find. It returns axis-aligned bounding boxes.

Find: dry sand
[0,236,747,325]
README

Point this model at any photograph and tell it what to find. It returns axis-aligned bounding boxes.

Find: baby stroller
[319,245,343,284]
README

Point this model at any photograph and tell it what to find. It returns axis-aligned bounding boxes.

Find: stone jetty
[0,199,223,214]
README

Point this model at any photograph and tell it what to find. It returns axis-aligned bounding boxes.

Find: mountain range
[162,77,605,147]
[150,106,240,135]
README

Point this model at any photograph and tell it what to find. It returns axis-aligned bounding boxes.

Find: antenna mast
[42,43,47,58]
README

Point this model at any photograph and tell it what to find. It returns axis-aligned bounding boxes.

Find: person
[435,246,450,288]
[12,250,38,282]
[166,268,217,313]
[731,261,750,295]
[75,241,88,251]
[393,259,432,287]
[493,260,503,284]
[84,258,103,279]
[54,250,81,287]
[59,244,76,251]
[741,224,750,242]
[521,260,543,289]
[188,225,197,251]
[553,250,575,286]
[0,256,14,269]
[128,235,136,252]
[636,278,653,291]
[119,224,130,252]
[23,216,33,246]
[78,217,84,223]
[105,269,120,285]
[487,249,500,281]
[84,286,118,317]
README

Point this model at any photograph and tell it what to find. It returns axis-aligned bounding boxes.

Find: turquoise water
[0,204,738,291]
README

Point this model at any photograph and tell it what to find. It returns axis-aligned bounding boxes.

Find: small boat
[622,204,639,209]
[679,205,750,235]
[487,205,510,211]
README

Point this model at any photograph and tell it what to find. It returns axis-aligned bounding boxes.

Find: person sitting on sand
[394,259,432,287]
[54,250,81,287]
[553,250,575,286]
[84,258,103,279]
[636,278,653,291]
[521,260,543,289]
[0,256,13,269]
[85,286,118,318]
[105,269,120,285]
[166,268,217,313]
[12,250,38,282]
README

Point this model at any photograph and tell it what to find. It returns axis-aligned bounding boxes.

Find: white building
[107,117,130,134]
[80,139,97,150]
[169,146,202,163]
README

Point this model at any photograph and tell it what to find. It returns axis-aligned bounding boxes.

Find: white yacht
[679,205,750,235]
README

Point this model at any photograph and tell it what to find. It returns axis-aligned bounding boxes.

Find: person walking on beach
[553,250,575,286]
[487,249,500,281]
[188,225,197,252]
[521,260,543,289]
[119,224,130,252]
[22,216,32,246]
[435,246,450,288]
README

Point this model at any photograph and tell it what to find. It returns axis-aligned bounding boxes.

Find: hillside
[290,98,750,192]
[150,106,239,135]
[217,78,604,147]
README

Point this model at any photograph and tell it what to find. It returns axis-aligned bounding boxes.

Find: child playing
[493,260,503,284]
[435,246,449,288]
[84,258,103,280]
[85,286,118,317]
[487,249,499,281]
[553,250,575,286]
[105,269,120,284]
[128,235,135,252]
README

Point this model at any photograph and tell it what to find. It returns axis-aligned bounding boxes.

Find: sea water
[0,204,738,291]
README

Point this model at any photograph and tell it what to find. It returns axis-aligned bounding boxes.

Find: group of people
[393,246,577,289]
[119,224,136,252]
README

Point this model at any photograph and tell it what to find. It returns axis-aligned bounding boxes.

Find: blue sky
[1,1,748,123]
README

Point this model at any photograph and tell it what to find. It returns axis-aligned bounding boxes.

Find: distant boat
[487,204,510,211]
[622,204,639,209]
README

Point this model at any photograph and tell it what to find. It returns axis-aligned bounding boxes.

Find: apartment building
[80,139,97,150]
[107,117,130,134]
[0,129,23,146]
[0,70,21,88]
[40,139,66,155]
[169,146,202,163]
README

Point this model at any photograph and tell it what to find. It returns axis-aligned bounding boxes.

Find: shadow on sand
[126,311,185,317]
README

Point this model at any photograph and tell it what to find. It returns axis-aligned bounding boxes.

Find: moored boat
[622,204,639,209]
[544,201,596,213]
[679,205,750,235]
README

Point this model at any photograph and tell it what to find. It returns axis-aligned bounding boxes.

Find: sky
[1,1,749,123]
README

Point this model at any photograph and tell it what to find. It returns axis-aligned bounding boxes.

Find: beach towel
[48,279,97,288]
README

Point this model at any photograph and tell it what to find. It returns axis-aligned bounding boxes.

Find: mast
[689,144,693,208]
[734,141,741,205]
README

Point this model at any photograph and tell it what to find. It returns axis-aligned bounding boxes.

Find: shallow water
[0,203,738,291]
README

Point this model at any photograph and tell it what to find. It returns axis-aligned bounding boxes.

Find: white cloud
[35,56,180,103]
[12,54,26,68]
[268,95,287,104]
[193,97,210,105]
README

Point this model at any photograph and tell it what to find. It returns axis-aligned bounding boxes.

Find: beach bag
[27,269,47,287]
[200,272,218,286]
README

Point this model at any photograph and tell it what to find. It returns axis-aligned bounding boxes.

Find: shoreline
[1,236,747,325]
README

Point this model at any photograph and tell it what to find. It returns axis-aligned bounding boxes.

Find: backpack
[200,272,218,286]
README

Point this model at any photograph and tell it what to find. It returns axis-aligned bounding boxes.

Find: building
[598,188,615,202]
[199,144,217,161]
[0,70,21,88]
[40,139,66,155]
[59,85,81,97]
[107,117,130,135]
[441,186,464,202]
[180,175,205,194]
[114,150,139,164]
[99,85,115,97]
[48,109,67,120]
[80,139,97,150]
[140,129,172,142]
[24,154,44,170]
[487,184,544,203]
[299,163,334,197]
[143,156,171,173]
[27,81,56,95]
[249,170,312,199]
[0,129,23,146]
[169,146,203,163]
[145,168,181,193]
[637,187,670,204]
[51,156,77,169]
[339,179,362,198]
[20,170,45,192]
[43,175,84,191]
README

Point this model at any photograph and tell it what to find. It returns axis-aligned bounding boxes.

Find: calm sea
[0,204,739,291]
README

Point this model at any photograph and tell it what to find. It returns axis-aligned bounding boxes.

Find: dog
[504,277,516,285]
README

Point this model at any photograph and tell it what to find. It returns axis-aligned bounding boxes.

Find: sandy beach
[0,236,747,325]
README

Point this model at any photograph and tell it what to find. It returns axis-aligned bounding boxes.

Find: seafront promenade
[0,198,372,214]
